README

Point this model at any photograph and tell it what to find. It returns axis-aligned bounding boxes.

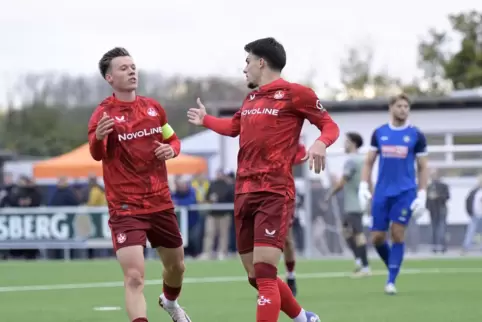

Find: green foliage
[418,10,482,90]
[0,102,87,157]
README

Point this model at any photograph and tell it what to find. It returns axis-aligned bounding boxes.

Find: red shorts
[234,192,294,254]
[108,208,183,252]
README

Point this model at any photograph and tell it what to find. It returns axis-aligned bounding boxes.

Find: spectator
[191,172,210,204]
[0,172,18,207]
[16,176,42,207]
[49,176,79,206]
[199,170,233,260]
[462,175,482,254]
[427,169,450,253]
[86,175,107,206]
[10,176,42,259]
[172,176,202,257]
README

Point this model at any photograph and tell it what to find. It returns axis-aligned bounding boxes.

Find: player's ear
[258,57,265,69]
[105,74,113,84]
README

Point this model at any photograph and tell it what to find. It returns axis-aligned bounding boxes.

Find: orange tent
[33,143,208,179]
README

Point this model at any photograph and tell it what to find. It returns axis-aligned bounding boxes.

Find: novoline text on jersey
[118,127,163,141]
[241,108,279,116]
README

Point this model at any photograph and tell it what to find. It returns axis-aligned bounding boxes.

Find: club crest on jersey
[273,91,284,99]
[403,135,410,142]
[147,107,158,116]
[117,233,127,244]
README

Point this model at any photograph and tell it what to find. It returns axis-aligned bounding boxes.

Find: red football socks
[254,263,281,322]
[248,277,303,319]
[276,278,302,318]
[132,318,148,322]
[285,260,296,273]
[163,282,181,301]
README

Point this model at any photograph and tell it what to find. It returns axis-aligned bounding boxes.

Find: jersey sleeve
[88,106,107,161]
[414,128,428,157]
[293,143,307,165]
[343,158,356,180]
[203,110,241,137]
[291,85,339,147]
[157,103,181,156]
[369,130,379,152]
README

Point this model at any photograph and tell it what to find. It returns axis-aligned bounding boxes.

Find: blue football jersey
[370,123,427,197]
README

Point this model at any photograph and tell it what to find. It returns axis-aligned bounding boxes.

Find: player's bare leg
[283,230,297,296]
[241,248,320,322]
[157,246,191,322]
[117,245,148,322]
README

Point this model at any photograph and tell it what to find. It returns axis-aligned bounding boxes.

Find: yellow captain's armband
[161,123,175,140]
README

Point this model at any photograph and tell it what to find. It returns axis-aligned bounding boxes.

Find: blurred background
[1,1,482,261]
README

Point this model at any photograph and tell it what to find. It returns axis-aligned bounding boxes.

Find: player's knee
[342,226,353,238]
[284,236,293,249]
[355,233,367,246]
[371,232,385,245]
[164,259,185,276]
[124,268,144,290]
[390,223,405,243]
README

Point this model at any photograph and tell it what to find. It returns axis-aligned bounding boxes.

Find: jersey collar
[258,78,287,92]
[112,93,138,106]
[388,121,410,131]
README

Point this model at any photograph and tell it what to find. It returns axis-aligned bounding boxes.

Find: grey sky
[1,0,480,104]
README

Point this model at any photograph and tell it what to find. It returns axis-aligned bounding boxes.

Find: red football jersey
[203,78,339,198]
[88,95,180,216]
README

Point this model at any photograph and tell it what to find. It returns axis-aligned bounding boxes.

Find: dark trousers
[430,211,447,251]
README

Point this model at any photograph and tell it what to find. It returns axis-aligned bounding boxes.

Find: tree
[339,44,414,98]
[418,10,482,90]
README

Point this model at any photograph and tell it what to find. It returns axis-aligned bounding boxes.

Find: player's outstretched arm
[187,98,241,137]
[292,85,340,173]
[88,108,113,161]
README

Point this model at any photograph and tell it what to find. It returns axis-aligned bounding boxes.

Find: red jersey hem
[235,188,294,199]
[109,203,174,216]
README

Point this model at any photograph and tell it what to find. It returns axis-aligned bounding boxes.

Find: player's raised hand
[154,141,175,160]
[187,98,207,126]
[305,140,326,174]
[95,112,114,140]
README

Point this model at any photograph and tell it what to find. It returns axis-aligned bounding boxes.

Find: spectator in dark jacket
[172,176,202,257]
[49,176,79,206]
[0,172,19,207]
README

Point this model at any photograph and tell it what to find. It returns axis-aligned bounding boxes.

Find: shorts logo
[264,229,276,237]
[117,233,127,244]
[147,107,158,116]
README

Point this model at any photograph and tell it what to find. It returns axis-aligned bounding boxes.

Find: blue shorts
[371,189,416,232]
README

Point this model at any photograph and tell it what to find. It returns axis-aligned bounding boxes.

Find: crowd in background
[1,170,482,260]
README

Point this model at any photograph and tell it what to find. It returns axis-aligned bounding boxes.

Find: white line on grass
[1,267,481,293]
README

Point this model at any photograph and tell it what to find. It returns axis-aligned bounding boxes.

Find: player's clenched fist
[95,112,114,140]
[154,141,175,160]
[304,140,327,174]
[187,98,207,126]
